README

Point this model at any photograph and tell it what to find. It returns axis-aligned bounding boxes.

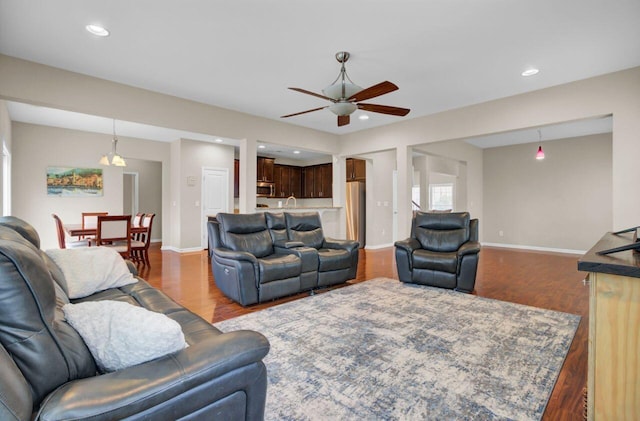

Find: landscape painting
[46,167,103,197]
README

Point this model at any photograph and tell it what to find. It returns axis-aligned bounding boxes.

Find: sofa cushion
[285,212,325,249]
[258,254,301,283]
[265,212,288,243]
[217,213,274,258]
[414,212,470,252]
[46,247,137,299]
[318,248,352,272]
[63,300,187,372]
[412,249,458,273]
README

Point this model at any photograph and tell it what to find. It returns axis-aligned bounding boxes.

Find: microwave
[257,181,275,197]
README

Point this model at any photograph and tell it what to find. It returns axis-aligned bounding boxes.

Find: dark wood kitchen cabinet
[302,163,332,198]
[274,164,303,198]
[234,159,239,198]
[257,157,274,182]
[346,158,366,181]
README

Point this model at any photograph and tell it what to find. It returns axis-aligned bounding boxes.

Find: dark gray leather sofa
[394,211,480,293]
[209,211,359,306]
[0,216,270,421]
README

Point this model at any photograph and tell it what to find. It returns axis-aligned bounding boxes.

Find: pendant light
[99,119,127,167]
[535,129,545,160]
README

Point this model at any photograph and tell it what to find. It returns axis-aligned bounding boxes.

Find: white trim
[161,245,204,253]
[123,171,139,215]
[482,242,586,255]
[365,243,394,250]
[202,167,229,249]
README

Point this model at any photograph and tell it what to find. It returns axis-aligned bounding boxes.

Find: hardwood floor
[142,244,588,420]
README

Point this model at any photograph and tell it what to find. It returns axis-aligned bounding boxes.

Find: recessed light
[293,150,301,154]
[86,24,109,37]
[359,115,369,120]
[258,145,266,149]
[215,138,223,143]
[521,68,539,77]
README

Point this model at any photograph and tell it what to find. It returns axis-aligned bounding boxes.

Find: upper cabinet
[303,163,332,198]
[274,165,301,198]
[257,157,275,182]
[346,158,366,181]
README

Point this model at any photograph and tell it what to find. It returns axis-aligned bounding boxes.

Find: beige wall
[123,158,163,241]
[11,122,170,249]
[177,138,235,250]
[0,100,10,215]
[340,67,640,241]
[358,150,396,247]
[2,53,639,251]
[483,133,612,251]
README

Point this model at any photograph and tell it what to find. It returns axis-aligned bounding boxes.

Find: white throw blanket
[46,247,137,299]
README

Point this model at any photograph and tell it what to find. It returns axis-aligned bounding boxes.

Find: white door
[202,168,229,248]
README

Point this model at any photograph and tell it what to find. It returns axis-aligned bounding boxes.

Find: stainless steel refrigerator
[346,181,365,248]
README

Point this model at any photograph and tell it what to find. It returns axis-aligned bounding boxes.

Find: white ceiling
[1,0,639,137]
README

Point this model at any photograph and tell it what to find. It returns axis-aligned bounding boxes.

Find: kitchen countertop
[255,206,342,211]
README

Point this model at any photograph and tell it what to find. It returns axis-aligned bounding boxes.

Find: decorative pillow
[46,247,137,299]
[63,300,187,372]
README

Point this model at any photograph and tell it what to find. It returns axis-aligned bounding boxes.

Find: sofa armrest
[37,330,270,421]
[394,238,421,254]
[212,247,258,264]
[458,241,481,257]
[323,237,359,252]
[273,240,305,249]
[125,260,138,276]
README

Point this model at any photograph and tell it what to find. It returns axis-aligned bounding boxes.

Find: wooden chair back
[52,213,66,248]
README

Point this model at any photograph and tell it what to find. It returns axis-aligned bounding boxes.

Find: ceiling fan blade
[281,106,328,118]
[348,81,398,102]
[357,103,410,116]
[288,87,335,102]
[338,115,350,127]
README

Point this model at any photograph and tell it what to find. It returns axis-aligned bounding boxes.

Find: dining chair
[81,212,108,240]
[52,214,91,249]
[131,213,155,266]
[95,215,131,259]
[132,212,145,241]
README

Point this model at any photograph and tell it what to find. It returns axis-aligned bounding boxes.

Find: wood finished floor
[141,244,588,420]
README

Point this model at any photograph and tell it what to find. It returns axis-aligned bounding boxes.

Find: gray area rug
[215,278,580,420]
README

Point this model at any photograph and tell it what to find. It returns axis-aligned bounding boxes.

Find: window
[429,183,454,211]
[411,186,421,211]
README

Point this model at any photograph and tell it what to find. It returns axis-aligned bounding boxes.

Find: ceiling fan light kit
[282,51,410,127]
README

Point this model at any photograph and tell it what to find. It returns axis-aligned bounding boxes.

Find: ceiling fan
[281,51,410,127]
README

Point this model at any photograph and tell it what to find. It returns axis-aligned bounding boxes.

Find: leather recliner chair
[284,212,359,287]
[394,211,480,293]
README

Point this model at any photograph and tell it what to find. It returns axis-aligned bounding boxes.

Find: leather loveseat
[208,211,359,306]
[0,216,270,421]
[394,211,480,293]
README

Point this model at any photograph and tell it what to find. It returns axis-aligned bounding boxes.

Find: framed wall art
[46,167,103,197]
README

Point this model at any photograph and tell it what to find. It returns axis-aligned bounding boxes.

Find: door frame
[123,171,139,216]
[201,167,229,249]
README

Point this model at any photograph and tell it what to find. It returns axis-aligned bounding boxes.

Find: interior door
[202,168,229,248]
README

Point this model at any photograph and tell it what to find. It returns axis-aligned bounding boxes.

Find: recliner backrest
[216,213,274,258]
[413,211,470,252]
[265,212,287,243]
[285,212,324,249]
[0,218,97,408]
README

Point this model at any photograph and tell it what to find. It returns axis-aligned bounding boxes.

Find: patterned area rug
[215,278,580,420]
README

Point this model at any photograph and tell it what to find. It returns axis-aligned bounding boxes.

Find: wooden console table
[578,231,640,420]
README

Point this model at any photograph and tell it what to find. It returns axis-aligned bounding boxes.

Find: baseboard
[482,242,586,255]
[365,243,394,250]
[160,246,204,253]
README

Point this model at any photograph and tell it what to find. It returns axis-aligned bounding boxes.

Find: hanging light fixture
[100,119,126,167]
[535,129,545,160]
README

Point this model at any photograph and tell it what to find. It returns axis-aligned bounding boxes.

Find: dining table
[64,224,147,238]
